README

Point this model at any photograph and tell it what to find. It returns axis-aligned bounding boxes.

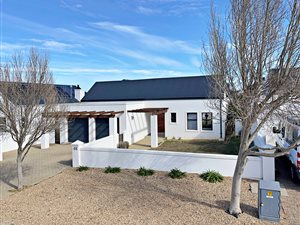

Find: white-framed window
[202,112,213,131]
[0,117,6,132]
[187,112,198,130]
[170,112,177,123]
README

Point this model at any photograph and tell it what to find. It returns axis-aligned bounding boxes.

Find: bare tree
[0,49,66,189]
[204,0,300,217]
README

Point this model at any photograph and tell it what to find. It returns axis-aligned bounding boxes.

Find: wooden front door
[158,113,165,133]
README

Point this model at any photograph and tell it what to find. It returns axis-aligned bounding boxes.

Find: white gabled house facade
[1,76,226,160]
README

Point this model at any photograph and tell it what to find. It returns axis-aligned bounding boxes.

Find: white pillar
[72,140,83,167]
[151,115,158,148]
[89,118,96,142]
[109,117,118,136]
[41,133,50,149]
[60,118,68,144]
[0,136,3,161]
[261,150,275,181]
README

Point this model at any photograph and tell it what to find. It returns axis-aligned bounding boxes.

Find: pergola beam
[46,111,124,118]
[128,108,168,115]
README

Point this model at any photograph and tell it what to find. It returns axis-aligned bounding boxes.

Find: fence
[72,135,275,180]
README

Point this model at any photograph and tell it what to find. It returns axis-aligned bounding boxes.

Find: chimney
[74,85,85,101]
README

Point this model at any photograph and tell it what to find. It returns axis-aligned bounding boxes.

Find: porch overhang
[128,108,168,115]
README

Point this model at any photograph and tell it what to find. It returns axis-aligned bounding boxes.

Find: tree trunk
[228,151,248,217]
[17,152,23,189]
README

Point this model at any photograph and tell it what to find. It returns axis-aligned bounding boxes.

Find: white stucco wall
[144,99,226,140]
[72,143,263,180]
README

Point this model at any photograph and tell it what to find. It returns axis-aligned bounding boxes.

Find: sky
[0,0,229,91]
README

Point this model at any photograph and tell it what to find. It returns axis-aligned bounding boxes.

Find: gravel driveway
[1,168,299,225]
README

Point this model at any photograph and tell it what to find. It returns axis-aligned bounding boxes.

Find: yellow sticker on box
[266,191,273,198]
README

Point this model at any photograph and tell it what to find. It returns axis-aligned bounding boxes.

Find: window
[187,113,197,130]
[0,117,6,132]
[202,112,213,130]
[171,113,177,123]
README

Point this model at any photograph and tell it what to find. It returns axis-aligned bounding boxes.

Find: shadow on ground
[0,163,31,189]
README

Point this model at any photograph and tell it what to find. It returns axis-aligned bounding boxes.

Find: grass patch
[155,136,240,155]
[168,168,186,179]
[104,166,121,173]
[200,170,224,183]
[137,167,155,176]
[76,166,89,172]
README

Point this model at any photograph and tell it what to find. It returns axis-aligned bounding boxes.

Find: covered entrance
[128,108,168,148]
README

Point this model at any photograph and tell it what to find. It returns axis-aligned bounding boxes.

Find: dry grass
[155,137,240,155]
[1,168,299,225]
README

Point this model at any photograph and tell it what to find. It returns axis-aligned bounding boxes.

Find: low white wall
[72,143,263,180]
[1,133,18,152]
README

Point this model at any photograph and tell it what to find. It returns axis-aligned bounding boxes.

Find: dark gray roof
[82,76,219,102]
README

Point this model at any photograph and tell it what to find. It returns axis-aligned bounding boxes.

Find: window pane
[171,113,176,123]
[187,113,197,130]
[202,112,213,130]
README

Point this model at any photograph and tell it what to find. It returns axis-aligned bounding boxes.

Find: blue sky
[0,0,228,91]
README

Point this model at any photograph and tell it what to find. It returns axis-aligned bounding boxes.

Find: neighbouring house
[0,84,85,158]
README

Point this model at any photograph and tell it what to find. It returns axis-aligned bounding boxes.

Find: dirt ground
[1,168,299,225]
[155,138,240,155]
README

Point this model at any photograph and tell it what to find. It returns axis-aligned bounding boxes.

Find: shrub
[118,141,129,149]
[168,168,186,179]
[76,166,89,172]
[137,167,155,176]
[104,166,121,173]
[200,170,224,183]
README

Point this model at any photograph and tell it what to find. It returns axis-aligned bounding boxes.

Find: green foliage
[104,166,121,173]
[137,167,155,176]
[168,168,186,179]
[200,170,224,183]
[76,166,89,172]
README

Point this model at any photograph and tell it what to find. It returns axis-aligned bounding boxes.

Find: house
[56,76,226,149]
[0,76,226,159]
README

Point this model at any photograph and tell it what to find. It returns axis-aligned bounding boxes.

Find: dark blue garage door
[68,118,89,143]
[96,118,109,140]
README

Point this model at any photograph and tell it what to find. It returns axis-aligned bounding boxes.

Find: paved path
[0,144,72,199]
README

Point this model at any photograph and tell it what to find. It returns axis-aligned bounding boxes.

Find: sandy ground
[1,168,299,225]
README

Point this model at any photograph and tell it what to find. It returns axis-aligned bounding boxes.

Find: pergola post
[0,136,3,161]
[151,115,158,148]
[109,117,118,136]
[41,133,50,149]
[60,118,68,144]
[89,118,96,142]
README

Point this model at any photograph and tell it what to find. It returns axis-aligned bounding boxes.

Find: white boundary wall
[72,139,265,180]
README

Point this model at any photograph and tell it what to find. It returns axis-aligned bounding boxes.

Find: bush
[168,168,186,179]
[76,166,89,172]
[104,166,121,173]
[137,167,155,176]
[118,141,129,149]
[200,170,224,183]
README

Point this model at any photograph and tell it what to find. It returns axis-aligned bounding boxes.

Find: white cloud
[53,68,122,73]
[91,21,201,54]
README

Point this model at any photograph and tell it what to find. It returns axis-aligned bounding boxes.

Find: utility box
[258,180,281,222]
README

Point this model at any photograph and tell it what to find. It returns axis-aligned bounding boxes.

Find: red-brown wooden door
[158,113,165,133]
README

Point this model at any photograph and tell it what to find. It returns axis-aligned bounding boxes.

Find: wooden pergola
[47,111,124,118]
[128,108,168,115]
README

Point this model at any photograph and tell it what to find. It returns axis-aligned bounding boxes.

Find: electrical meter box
[258,180,281,222]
